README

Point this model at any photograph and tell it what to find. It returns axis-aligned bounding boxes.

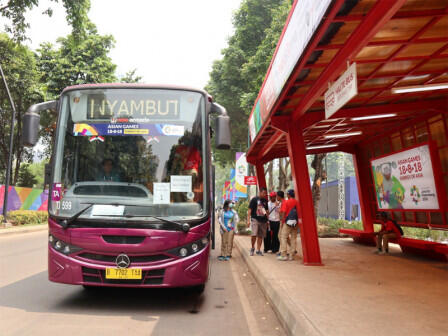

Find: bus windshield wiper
[77,202,191,233]
[119,214,190,233]
[59,203,95,229]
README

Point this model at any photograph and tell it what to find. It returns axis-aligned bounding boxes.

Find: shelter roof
[247,0,448,164]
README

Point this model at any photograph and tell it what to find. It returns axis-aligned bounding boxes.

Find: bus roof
[61,83,211,99]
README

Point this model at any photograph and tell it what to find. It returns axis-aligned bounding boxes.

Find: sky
[23,0,242,89]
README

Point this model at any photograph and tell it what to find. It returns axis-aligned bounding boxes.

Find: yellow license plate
[105,268,142,279]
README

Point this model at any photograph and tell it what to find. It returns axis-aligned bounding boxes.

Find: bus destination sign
[87,94,180,120]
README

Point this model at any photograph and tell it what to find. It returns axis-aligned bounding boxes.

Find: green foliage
[37,23,117,99]
[7,210,48,225]
[206,0,289,165]
[402,227,448,242]
[0,33,44,184]
[120,69,142,83]
[317,216,363,237]
[36,22,117,157]
[235,198,249,223]
[16,163,37,187]
[0,0,91,42]
[28,159,48,188]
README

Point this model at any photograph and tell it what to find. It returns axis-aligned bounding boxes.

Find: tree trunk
[278,158,290,191]
[267,161,274,192]
[311,154,327,220]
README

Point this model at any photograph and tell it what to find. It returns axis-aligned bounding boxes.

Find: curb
[234,236,323,336]
[0,224,48,236]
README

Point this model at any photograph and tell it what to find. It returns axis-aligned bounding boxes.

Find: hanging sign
[244,176,257,185]
[371,143,440,210]
[325,63,358,119]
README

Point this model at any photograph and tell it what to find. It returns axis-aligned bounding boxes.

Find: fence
[0,185,48,212]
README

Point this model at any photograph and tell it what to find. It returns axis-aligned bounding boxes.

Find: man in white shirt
[264,191,281,253]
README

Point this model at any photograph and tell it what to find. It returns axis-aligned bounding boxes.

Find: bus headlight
[168,235,209,258]
[55,240,62,250]
[49,235,82,255]
[179,248,188,257]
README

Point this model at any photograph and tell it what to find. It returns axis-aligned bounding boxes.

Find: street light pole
[0,63,17,223]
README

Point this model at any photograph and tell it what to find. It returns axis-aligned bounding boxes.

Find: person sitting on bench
[374,212,402,255]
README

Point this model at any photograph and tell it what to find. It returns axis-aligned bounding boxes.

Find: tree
[311,154,327,219]
[0,0,91,42]
[206,0,286,165]
[36,22,117,157]
[37,23,116,99]
[0,33,44,185]
[120,69,142,83]
[16,163,37,187]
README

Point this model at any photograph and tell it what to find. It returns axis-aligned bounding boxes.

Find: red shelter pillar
[286,121,322,265]
[353,147,374,232]
[255,163,267,190]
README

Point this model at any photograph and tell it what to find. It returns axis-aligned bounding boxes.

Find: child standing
[219,200,239,261]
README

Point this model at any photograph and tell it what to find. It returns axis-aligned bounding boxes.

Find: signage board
[244,176,257,185]
[248,0,333,141]
[325,63,358,119]
[371,144,440,210]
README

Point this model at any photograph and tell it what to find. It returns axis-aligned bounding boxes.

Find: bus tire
[190,284,205,294]
[82,285,99,291]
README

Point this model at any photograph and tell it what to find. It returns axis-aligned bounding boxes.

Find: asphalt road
[0,230,285,336]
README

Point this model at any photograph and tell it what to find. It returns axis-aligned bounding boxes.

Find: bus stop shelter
[246,0,448,265]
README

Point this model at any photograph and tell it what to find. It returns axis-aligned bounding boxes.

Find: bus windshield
[50,88,207,224]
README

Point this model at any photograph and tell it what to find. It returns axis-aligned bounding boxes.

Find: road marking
[229,251,262,336]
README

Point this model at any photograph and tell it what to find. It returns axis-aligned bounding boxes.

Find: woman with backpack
[278,189,299,261]
[218,199,239,261]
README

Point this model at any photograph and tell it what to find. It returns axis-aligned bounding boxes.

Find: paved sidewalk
[0,223,47,236]
[234,235,447,336]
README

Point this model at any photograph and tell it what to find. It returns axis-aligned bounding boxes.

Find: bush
[317,216,363,237]
[235,198,249,224]
[7,211,48,226]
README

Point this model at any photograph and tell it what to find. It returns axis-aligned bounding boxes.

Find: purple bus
[22,84,230,292]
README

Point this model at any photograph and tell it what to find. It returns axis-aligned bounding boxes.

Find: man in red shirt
[278,189,299,261]
[375,212,402,254]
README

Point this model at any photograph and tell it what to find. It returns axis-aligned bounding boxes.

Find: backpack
[286,207,298,227]
[391,219,404,235]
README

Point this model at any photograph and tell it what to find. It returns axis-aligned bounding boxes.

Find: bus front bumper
[48,245,210,288]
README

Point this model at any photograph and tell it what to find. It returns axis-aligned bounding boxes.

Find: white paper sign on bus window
[325,63,358,119]
[371,144,439,210]
[153,183,171,204]
[91,204,125,217]
[170,175,192,192]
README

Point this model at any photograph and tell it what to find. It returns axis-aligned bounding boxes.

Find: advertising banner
[235,152,248,198]
[230,169,236,201]
[371,144,440,210]
[248,0,333,141]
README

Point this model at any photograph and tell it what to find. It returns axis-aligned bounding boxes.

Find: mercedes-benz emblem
[115,254,130,269]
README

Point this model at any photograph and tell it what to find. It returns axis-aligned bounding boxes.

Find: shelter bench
[339,228,448,262]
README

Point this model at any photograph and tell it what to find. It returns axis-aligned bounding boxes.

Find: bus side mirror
[22,100,57,147]
[211,102,231,150]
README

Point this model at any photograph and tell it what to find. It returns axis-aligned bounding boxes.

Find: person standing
[276,190,286,256]
[278,189,299,261]
[219,200,239,261]
[247,187,269,256]
[265,192,281,253]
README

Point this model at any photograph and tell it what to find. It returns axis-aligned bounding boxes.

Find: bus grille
[77,253,171,264]
[81,267,165,285]
[102,236,146,244]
